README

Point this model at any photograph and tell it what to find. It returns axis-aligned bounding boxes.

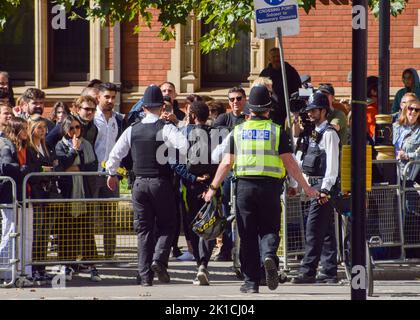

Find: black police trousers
[236,178,283,287]
[299,183,337,277]
[132,177,177,281]
[184,181,216,268]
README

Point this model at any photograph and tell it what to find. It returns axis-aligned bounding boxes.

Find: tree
[0,0,409,53]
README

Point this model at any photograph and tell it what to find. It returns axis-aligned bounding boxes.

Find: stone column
[180,15,201,93]
[35,0,48,89]
[90,19,102,80]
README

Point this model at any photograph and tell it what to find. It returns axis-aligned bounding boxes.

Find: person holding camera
[291,92,340,284]
[204,85,318,294]
[106,85,188,286]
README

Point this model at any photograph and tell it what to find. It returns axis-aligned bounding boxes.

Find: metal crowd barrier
[365,159,420,296]
[0,176,19,288]
[401,160,420,252]
[278,192,309,271]
[17,172,137,283]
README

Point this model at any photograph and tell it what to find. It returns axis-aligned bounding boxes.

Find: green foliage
[0,0,20,30]
[0,0,410,52]
[369,0,408,17]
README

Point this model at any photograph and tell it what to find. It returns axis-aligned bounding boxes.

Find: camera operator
[290,85,315,160]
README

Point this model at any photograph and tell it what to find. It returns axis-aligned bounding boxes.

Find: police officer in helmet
[292,91,340,284]
[106,85,188,286]
[204,85,318,293]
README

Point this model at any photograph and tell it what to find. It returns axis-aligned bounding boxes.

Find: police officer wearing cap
[204,85,318,293]
[292,91,340,284]
[106,85,188,286]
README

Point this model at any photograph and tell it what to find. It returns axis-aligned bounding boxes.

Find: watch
[320,189,330,195]
[209,184,218,191]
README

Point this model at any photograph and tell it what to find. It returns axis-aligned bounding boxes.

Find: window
[0,0,35,84]
[201,23,250,87]
[48,3,90,84]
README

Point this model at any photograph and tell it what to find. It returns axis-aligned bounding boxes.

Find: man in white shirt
[291,91,340,284]
[106,85,188,286]
[93,82,126,259]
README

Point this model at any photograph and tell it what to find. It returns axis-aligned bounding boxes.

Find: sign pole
[277,26,294,149]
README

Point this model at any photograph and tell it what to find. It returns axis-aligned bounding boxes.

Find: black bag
[191,198,226,241]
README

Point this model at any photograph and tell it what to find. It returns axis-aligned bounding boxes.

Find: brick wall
[121,9,175,89]
[283,0,420,88]
[117,2,420,97]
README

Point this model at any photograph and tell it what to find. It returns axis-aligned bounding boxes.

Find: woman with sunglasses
[55,115,100,282]
[393,101,420,226]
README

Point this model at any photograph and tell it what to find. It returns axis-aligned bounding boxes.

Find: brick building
[1,0,420,113]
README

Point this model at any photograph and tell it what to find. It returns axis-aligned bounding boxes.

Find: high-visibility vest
[233,119,285,179]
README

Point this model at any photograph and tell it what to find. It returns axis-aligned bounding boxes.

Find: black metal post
[351,0,368,300]
[379,0,390,114]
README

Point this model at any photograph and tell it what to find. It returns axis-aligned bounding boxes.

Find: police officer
[291,91,340,284]
[106,85,188,286]
[204,85,318,293]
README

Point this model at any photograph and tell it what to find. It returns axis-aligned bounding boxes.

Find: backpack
[186,125,219,178]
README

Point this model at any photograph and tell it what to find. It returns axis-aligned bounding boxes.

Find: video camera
[289,75,315,155]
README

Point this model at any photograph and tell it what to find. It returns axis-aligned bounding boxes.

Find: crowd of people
[0,48,418,291]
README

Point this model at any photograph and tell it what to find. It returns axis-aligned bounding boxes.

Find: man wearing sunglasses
[212,87,247,262]
[213,87,247,131]
[74,95,98,147]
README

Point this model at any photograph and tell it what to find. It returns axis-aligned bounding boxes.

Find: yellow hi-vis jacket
[233,119,286,179]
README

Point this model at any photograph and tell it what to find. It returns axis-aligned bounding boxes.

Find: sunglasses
[229,96,243,102]
[69,125,81,131]
[81,107,96,112]
[407,107,420,113]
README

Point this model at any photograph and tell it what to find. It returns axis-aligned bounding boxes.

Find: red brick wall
[121,9,175,88]
[283,1,420,88]
[116,2,420,92]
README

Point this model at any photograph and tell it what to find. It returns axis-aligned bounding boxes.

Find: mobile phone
[164,102,173,113]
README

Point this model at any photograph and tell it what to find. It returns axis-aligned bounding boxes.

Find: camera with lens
[289,83,315,156]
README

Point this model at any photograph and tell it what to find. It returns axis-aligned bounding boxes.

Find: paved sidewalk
[2,260,420,300]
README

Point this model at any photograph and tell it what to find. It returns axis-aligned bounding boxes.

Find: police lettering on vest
[233,119,285,179]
